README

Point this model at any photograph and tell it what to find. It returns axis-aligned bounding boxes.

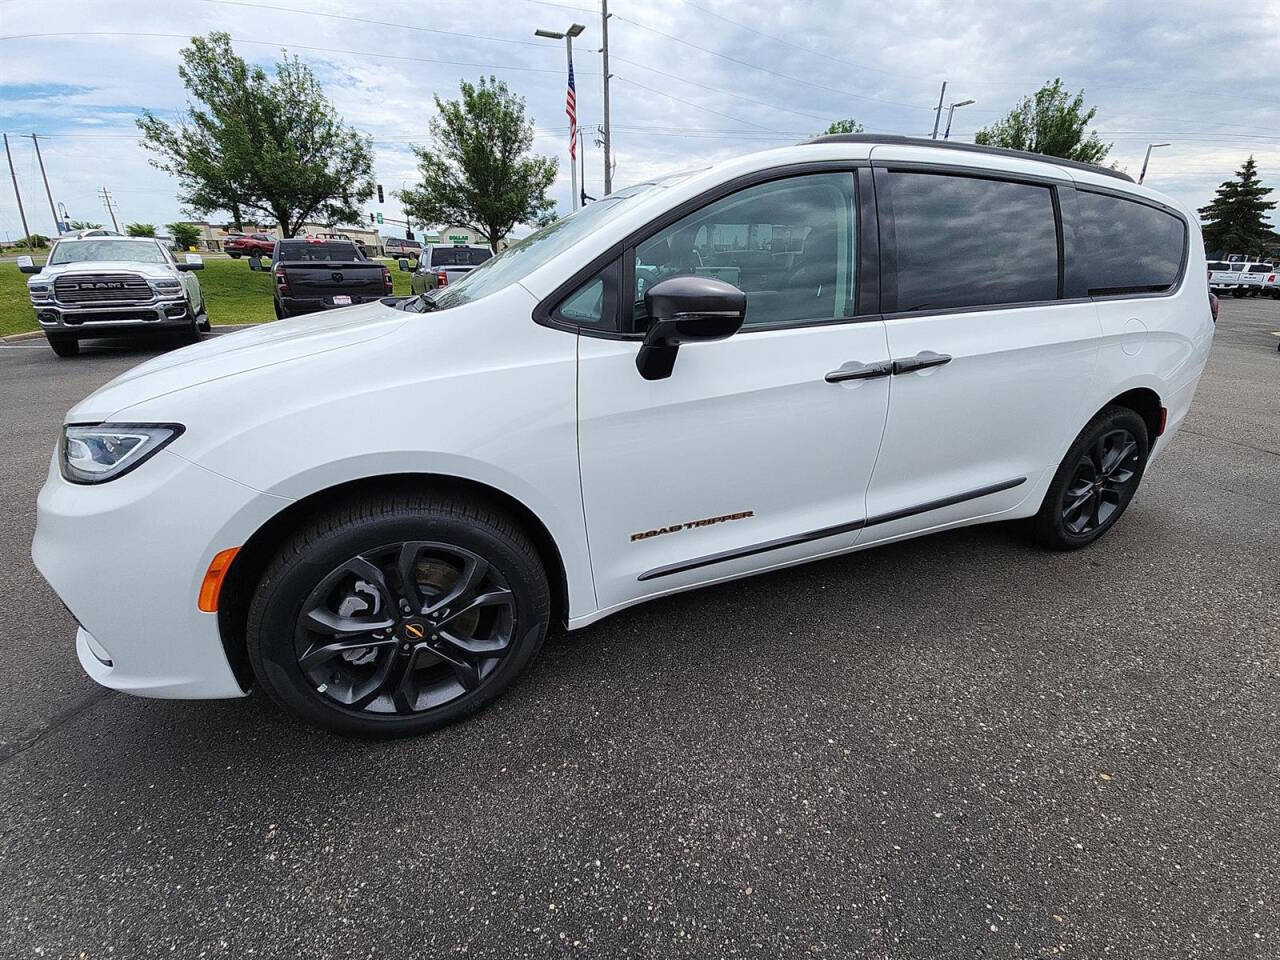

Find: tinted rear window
[276,241,363,261]
[1246,264,1270,274]
[1077,190,1186,294]
[883,171,1059,312]
[1207,261,1231,271]
[431,247,492,267]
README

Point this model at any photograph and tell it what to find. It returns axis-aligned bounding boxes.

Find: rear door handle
[892,350,952,374]
[825,359,893,383]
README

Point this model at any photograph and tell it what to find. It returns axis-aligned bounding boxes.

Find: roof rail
[803,134,1133,183]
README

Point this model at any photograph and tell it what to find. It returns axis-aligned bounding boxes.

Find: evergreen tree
[1198,157,1277,256]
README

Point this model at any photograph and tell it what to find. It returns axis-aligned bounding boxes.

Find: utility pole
[99,186,120,233]
[930,80,947,139]
[30,134,60,233]
[4,133,32,248]
[601,0,613,195]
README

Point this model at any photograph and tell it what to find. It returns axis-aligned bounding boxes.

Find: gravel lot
[1,303,1277,958]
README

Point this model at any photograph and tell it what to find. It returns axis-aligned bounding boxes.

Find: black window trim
[532,160,876,340]
[1070,182,1191,301]
[872,160,1068,321]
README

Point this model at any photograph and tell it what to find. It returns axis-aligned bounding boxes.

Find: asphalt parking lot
[2,303,1278,958]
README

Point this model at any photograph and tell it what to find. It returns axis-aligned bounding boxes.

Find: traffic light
[376,183,384,204]
[369,212,375,224]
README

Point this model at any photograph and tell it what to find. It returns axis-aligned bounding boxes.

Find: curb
[2,323,257,344]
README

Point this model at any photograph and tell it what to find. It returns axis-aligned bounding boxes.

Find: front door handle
[825,359,893,383]
[892,350,952,374]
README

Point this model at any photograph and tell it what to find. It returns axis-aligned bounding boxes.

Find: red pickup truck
[224,233,276,258]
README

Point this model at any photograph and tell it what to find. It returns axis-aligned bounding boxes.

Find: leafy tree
[68,220,102,230]
[138,32,375,238]
[168,221,203,249]
[16,234,49,249]
[1198,157,1277,256]
[126,222,156,237]
[399,76,558,252]
[821,118,863,136]
[974,79,1111,165]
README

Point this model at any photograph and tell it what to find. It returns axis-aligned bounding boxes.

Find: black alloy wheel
[246,492,550,737]
[1060,428,1142,536]
[1033,405,1150,549]
[295,541,517,715]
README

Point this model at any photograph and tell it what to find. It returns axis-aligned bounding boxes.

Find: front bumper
[32,446,289,699]
[32,297,194,334]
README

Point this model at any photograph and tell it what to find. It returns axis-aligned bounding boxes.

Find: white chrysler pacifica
[33,136,1215,737]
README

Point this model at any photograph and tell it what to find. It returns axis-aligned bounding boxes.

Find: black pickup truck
[257,238,393,318]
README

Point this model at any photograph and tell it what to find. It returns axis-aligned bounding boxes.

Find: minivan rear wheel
[245,492,551,737]
[1032,406,1149,550]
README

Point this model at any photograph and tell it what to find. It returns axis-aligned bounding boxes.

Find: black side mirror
[17,255,41,274]
[397,257,410,272]
[636,275,746,380]
[248,255,263,271]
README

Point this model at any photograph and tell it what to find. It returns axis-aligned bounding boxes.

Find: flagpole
[566,34,578,212]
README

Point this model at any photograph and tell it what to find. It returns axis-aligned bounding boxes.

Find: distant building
[181,220,381,253]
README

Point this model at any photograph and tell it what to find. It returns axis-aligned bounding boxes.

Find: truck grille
[54,273,152,304]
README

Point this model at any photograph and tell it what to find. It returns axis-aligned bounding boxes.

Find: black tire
[229,252,241,259]
[1032,405,1150,550]
[46,333,79,358]
[245,491,551,737]
[273,300,284,320]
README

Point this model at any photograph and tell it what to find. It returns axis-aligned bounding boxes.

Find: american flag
[566,58,577,161]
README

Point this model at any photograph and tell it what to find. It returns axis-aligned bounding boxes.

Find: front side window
[882,171,1059,312]
[632,173,857,330]
[1077,190,1186,295]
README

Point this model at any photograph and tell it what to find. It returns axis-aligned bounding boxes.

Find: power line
[610,75,783,133]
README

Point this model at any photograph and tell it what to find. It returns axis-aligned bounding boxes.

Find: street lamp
[535,22,586,211]
[943,99,975,140]
[1138,142,1170,185]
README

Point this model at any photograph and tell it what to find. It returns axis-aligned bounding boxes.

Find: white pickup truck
[1207,260,1245,295]
[1236,262,1276,297]
[403,243,493,295]
[19,236,207,357]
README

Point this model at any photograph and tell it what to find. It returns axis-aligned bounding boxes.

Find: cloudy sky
[1,0,1278,242]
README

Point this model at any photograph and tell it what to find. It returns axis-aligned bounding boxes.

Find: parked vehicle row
[1208,259,1277,296]
[32,136,1215,738]
[18,237,207,357]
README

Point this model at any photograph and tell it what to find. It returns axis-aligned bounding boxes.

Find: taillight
[1209,291,1219,323]
[437,270,448,287]
[1268,275,1276,283]
[381,265,392,290]
[274,266,288,292]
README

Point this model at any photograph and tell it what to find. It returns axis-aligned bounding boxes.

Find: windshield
[431,247,492,267]
[49,239,166,265]
[276,240,364,262]
[428,176,690,310]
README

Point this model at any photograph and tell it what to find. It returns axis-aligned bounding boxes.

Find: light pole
[943,99,975,140]
[535,22,586,211]
[1138,143,1170,185]
[930,81,947,139]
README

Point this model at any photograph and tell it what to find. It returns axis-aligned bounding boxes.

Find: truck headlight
[29,283,51,302]
[60,423,184,484]
[152,279,183,296]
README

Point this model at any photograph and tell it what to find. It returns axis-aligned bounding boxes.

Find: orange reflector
[198,547,240,613]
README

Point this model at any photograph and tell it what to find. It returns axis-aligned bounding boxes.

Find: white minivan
[33,136,1215,737]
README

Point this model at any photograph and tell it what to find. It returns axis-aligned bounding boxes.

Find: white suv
[32,136,1215,737]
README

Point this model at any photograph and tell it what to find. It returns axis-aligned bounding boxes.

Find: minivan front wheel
[246,492,551,737]
[1033,406,1149,550]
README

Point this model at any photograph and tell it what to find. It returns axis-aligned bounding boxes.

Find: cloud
[1,0,1277,241]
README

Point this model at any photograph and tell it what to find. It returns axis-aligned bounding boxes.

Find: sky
[1,0,1278,243]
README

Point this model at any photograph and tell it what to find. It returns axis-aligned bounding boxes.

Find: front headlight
[151,279,183,296]
[60,423,184,484]
[29,283,51,302]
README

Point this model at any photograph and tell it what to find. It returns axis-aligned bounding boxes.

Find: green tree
[68,220,103,230]
[16,233,49,249]
[126,222,156,237]
[168,221,203,249]
[821,118,863,136]
[1199,157,1277,256]
[138,32,375,237]
[974,79,1111,165]
[399,76,558,252]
